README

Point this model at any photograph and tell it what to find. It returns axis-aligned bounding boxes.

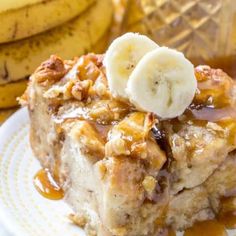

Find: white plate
[0,108,85,236]
[0,108,235,236]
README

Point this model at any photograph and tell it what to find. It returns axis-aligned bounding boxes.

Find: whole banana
[0,0,94,43]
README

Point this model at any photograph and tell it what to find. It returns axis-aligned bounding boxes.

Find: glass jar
[122,0,236,78]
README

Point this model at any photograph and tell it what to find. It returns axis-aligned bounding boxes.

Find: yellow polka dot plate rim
[0,108,235,236]
[0,108,85,236]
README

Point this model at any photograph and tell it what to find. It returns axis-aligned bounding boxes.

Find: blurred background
[0,0,235,124]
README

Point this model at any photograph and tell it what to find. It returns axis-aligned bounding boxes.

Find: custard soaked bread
[22,35,236,235]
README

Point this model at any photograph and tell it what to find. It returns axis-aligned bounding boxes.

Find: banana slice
[104,32,158,99]
[127,47,197,119]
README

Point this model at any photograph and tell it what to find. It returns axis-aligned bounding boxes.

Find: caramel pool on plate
[34,169,64,200]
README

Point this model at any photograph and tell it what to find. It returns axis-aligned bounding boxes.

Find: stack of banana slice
[104,33,197,119]
[0,0,113,123]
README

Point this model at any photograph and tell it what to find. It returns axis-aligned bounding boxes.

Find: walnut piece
[34,55,68,85]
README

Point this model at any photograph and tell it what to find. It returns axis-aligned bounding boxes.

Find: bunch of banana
[0,0,113,124]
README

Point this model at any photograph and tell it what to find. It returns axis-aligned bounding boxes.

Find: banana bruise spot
[2,61,9,81]
[166,81,173,107]
[25,6,29,17]
[12,22,18,40]
[126,62,135,70]
[151,79,158,94]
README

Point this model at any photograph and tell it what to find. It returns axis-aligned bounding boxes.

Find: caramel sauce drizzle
[157,66,236,235]
[218,196,236,229]
[174,66,236,147]
[218,211,236,229]
[33,169,64,200]
[184,220,227,236]
[183,193,236,235]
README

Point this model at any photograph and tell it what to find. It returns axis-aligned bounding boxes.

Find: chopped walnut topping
[110,112,155,142]
[93,79,108,97]
[43,85,65,99]
[43,79,92,101]
[34,55,69,85]
[108,112,157,157]
[75,55,103,82]
[71,80,92,101]
[71,84,83,100]
[88,100,130,124]
[194,65,236,108]
[63,80,74,100]
[42,54,111,104]
[69,121,105,159]
[105,137,130,157]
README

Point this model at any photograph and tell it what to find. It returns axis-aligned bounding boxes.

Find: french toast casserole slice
[21,54,236,236]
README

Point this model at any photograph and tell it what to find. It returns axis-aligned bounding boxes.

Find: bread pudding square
[22,51,236,236]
